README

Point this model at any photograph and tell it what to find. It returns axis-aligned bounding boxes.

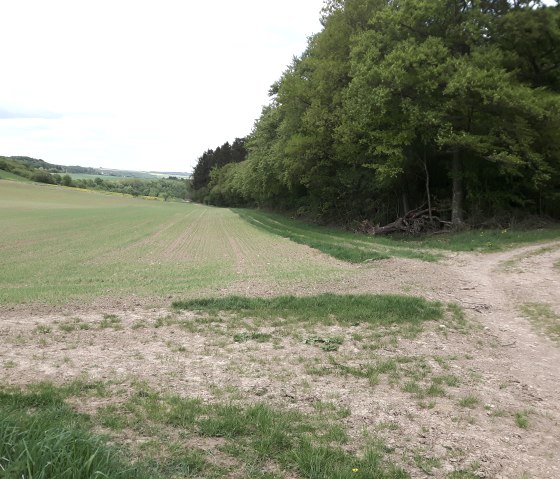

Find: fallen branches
[359,205,452,235]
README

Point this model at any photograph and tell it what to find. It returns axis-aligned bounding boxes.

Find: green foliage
[191,1,560,225]
[191,137,247,194]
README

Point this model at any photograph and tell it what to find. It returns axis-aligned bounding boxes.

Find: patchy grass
[520,303,560,343]
[500,244,560,271]
[304,335,344,351]
[0,385,148,479]
[1,382,409,479]
[173,294,444,327]
[458,395,480,409]
[233,331,273,343]
[397,228,560,252]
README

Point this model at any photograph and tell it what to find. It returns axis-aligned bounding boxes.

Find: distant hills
[3,156,190,179]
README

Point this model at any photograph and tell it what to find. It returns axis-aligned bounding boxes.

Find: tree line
[191,0,560,228]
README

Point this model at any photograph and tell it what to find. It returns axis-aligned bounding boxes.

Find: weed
[515,411,529,429]
[458,395,480,409]
[35,324,51,334]
[234,331,273,343]
[166,341,187,353]
[414,454,441,474]
[59,317,86,333]
[99,314,122,329]
[154,315,177,328]
[305,335,344,351]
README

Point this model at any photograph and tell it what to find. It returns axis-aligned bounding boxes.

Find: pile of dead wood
[358,206,452,235]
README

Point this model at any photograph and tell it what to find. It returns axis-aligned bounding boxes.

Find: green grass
[458,395,480,409]
[0,182,345,305]
[0,385,148,479]
[173,294,444,327]
[235,209,560,261]
[395,228,560,252]
[0,170,30,182]
[520,303,560,343]
[235,208,441,262]
[1,382,409,479]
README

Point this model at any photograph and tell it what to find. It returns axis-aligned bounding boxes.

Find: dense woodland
[191,0,560,229]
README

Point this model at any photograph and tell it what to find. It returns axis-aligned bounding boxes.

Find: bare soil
[1,242,560,479]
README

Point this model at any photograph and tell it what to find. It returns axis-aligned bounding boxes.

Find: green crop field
[0,181,344,305]
[68,172,158,181]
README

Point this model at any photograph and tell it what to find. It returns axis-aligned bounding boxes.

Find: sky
[0,0,325,173]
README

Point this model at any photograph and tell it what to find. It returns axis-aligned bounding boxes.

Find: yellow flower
[352,468,359,473]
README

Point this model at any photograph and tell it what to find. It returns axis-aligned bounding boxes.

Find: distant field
[0,181,343,305]
[68,173,158,181]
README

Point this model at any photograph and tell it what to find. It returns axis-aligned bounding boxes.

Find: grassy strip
[235,208,440,262]
[235,209,560,259]
[405,228,560,252]
[0,384,147,479]
[173,294,443,327]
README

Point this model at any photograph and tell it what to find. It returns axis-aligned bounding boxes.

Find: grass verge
[235,209,560,261]
[235,209,440,262]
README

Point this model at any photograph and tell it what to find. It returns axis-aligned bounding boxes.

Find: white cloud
[0,0,324,172]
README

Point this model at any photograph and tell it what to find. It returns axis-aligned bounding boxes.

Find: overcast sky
[0,1,325,173]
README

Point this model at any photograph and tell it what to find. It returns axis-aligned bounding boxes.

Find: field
[0,169,30,182]
[1,180,560,479]
[68,172,160,181]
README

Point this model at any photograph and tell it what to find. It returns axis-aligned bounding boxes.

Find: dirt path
[442,242,560,478]
[449,242,560,394]
[1,241,559,478]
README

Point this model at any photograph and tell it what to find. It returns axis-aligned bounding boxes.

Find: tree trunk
[402,192,410,215]
[423,151,433,221]
[451,148,464,226]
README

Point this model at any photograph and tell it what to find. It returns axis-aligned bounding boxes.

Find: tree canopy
[190,0,560,227]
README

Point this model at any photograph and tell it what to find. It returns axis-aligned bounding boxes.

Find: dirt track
[1,242,559,478]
